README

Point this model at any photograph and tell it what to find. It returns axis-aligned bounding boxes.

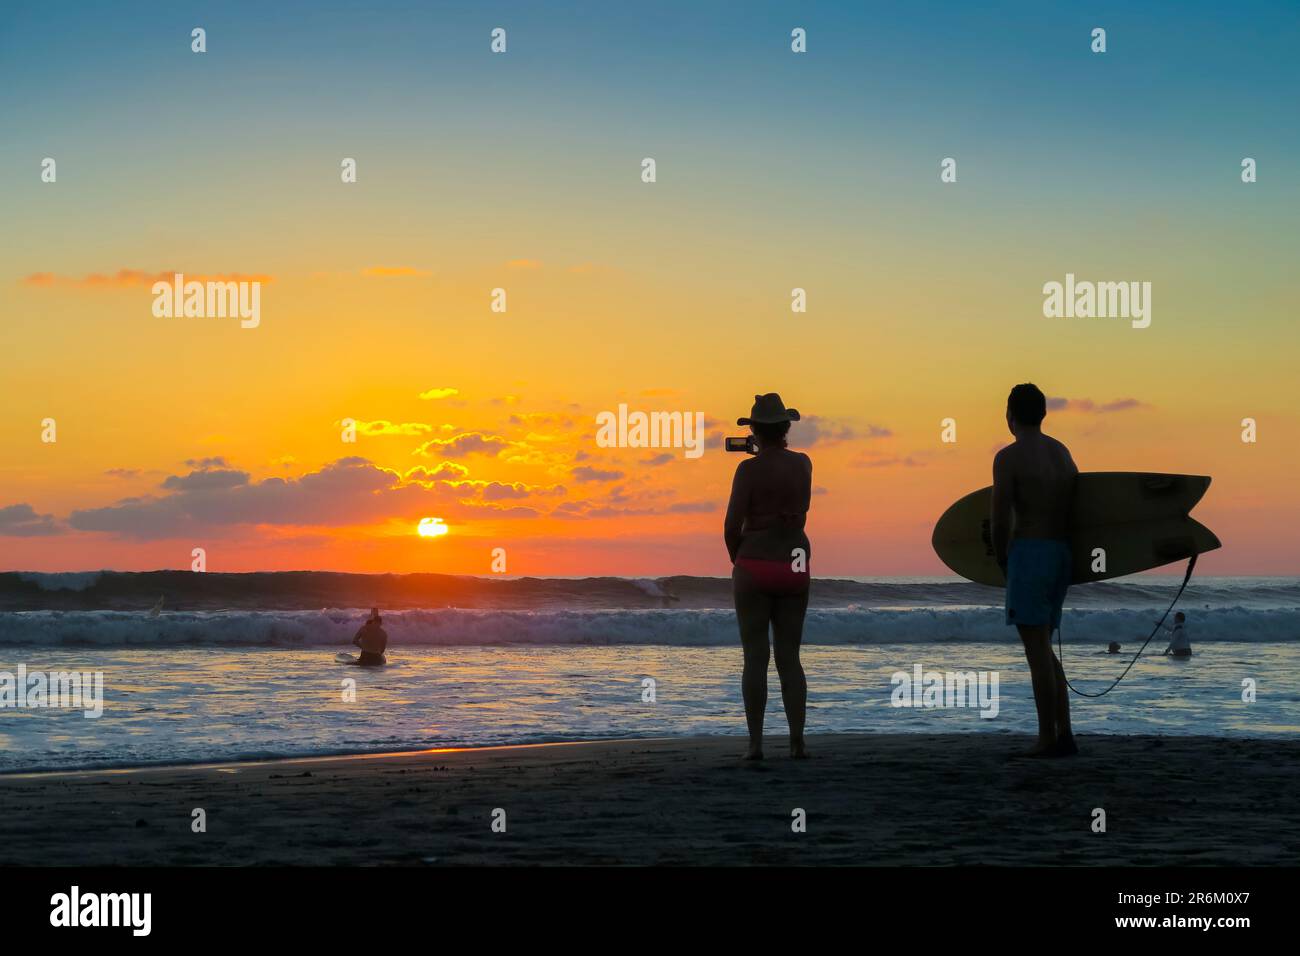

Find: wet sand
[1,734,1296,865]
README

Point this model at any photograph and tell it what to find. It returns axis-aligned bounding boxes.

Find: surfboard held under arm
[931,472,1221,587]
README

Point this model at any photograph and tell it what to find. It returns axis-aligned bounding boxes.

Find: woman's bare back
[725,448,812,561]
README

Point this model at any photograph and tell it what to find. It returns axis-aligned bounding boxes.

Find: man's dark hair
[751,420,790,448]
[1007,383,1047,427]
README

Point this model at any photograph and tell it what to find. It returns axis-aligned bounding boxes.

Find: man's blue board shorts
[1005,538,1071,628]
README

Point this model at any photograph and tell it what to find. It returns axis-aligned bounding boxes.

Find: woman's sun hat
[737,393,801,426]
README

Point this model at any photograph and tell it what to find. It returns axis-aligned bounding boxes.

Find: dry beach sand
[1,733,1296,866]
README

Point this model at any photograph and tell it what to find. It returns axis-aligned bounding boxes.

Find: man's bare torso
[996,434,1077,540]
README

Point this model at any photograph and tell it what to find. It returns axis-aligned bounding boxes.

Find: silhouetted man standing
[992,384,1078,757]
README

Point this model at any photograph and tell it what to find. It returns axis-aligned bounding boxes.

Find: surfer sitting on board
[992,383,1079,758]
[352,608,388,666]
[1161,611,1191,657]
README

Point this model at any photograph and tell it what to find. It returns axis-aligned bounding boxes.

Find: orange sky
[2,260,1295,576]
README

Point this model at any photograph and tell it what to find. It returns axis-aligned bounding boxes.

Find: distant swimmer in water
[352,608,388,666]
[1161,611,1191,658]
[1107,641,1122,654]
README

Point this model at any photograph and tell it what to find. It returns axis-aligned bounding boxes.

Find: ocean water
[0,574,1297,772]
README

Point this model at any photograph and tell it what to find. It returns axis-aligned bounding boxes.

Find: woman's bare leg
[772,591,809,757]
[733,566,773,759]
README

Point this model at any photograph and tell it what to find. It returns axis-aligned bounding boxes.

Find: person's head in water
[1006,383,1047,437]
[1107,641,1122,654]
[738,393,800,451]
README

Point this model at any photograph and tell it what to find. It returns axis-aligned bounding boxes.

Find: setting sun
[417,517,448,538]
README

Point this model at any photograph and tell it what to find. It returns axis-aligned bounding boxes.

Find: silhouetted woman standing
[724,393,812,760]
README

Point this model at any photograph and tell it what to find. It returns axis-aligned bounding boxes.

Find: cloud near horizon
[412,432,513,458]
[23,270,275,288]
[791,416,891,448]
[571,465,625,482]
[349,420,436,437]
[418,387,460,401]
[0,504,61,537]
[27,448,706,539]
[360,266,431,278]
[1047,397,1147,414]
[851,454,926,469]
[62,457,563,539]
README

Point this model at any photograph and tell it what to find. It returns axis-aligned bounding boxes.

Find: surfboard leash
[1056,553,1198,698]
